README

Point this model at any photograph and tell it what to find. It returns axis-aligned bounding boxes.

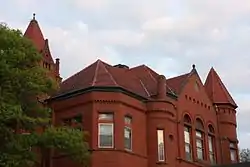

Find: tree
[0,23,90,167]
[239,148,250,162]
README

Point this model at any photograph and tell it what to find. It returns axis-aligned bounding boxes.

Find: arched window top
[195,118,204,130]
[208,124,215,133]
[184,114,191,124]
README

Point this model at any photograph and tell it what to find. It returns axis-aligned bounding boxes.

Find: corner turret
[205,67,239,164]
[24,13,62,86]
[146,74,178,166]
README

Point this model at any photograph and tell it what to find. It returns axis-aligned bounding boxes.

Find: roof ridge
[139,79,150,96]
[92,60,101,86]
[213,69,236,105]
[204,67,237,107]
[142,65,157,82]
[100,61,119,86]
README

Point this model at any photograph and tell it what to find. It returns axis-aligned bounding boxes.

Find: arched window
[208,124,216,164]
[184,114,192,161]
[195,118,205,160]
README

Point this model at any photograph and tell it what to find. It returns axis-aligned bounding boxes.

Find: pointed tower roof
[24,13,45,50]
[204,67,237,108]
[42,39,55,64]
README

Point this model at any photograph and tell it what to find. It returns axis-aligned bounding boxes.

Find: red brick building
[24,15,239,167]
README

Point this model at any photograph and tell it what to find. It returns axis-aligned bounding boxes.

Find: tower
[24,13,62,86]
[204,68,238,164]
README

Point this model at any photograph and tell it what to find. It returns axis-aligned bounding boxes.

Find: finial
[192,64,196,69]
[33,13,36,20]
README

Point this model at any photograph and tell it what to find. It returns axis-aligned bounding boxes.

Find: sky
[1,0,250,149]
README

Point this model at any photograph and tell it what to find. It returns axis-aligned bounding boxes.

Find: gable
[179,70,214,108]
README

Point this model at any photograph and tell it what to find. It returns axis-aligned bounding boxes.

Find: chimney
[157,75,166,99]
[55,58,60,74]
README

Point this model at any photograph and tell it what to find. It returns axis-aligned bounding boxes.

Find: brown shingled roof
[57,59,196,99]
[59,60,150,98]
[24,17,45,51]
[204,67,237,108]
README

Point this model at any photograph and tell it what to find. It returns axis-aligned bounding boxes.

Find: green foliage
[240,148,250,162]
[0,23,90,167]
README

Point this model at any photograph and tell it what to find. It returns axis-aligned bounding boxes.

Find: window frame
[195,130,204,160]
[195,118,205,161]
[183,114,193,161]
[124,116,132,151]
[184,125,192,161]
[98,123,114,148]
[157,129,165,162]
[208,124,216,164]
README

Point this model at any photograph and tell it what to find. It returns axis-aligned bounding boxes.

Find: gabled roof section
[166,73,190,94]
[129,65,174,96]
[204,67,237,108]
[165,65,199,94]
[24,13,45,51]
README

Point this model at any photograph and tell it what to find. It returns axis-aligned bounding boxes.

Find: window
[98,123,113,148]
[62,114,83,130]
[157,129,165,162]
[98,113,113,121]
[184,114,192,161]
[72,115,82,130]
[184,126,192,161]
[208,125,216,164]
[62,118,71,126]
[124,116,132,150]
[230,142,237,162]
[98,113,114,148]
[196,131,204,160]
[195,119,204,160]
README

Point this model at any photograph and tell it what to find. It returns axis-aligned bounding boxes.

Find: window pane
[185,144,192,161]
[100,124,113,135]
[210,153,215,164]
[72,115,82,123]
[197,148,203,160]
[196,131,202,138]
[99,124,113,147]
[185,143,191,153]
[184,130,190,143]
[124,127,132,150]
[196,139,202,148]
[230,142,235,148]
[99,113,113,120]
[124,116,132,124]
[230,149,236,161]
[208,136,213,152]
[157,130,165,161]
